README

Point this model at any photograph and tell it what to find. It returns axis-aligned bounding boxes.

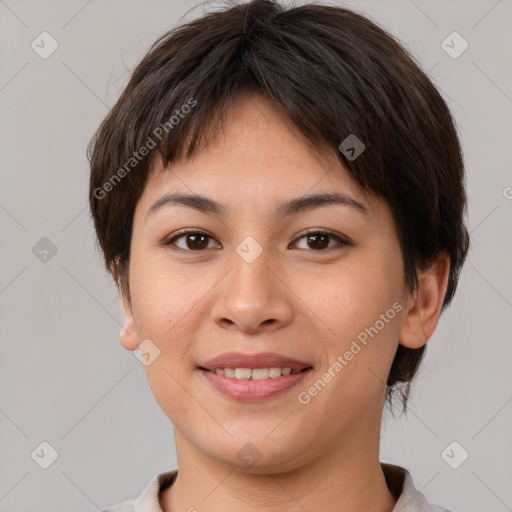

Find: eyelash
[161,229,352,253]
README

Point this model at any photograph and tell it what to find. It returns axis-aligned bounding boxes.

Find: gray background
[1,0,511,510]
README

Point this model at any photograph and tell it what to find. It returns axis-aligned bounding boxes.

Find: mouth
[198,352,313,401]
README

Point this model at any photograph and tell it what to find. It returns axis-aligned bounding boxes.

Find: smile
[211,367,303,380]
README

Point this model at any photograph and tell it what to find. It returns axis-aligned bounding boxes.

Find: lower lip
[200,369,311,401]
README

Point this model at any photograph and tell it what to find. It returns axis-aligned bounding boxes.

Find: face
[120,94,417,473]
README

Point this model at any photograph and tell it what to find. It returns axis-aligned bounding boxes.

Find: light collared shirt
[102,462,453,512]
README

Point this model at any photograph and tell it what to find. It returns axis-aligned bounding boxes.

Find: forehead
[137,95,376,218]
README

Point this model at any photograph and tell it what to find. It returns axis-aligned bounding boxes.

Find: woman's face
[121,94,413,472]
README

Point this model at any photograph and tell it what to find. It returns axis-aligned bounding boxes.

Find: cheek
[299,254,403,347]
[299,252,404,412]
[129,244,198,334]
[298,268,403,428]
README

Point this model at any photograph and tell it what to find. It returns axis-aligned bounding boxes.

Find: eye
[291,230,351,251]
[163,230,220,251]
[162,229,350,253]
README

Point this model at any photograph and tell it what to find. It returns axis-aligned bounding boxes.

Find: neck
[160,417,397,512]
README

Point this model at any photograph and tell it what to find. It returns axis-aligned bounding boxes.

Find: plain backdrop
[1,0,511,511]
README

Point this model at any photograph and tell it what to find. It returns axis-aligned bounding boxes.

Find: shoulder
[101,501,135,512]
[101,470,178,512]
[381,462,456,512]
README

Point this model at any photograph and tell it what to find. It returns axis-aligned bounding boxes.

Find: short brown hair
[88,0,469,413]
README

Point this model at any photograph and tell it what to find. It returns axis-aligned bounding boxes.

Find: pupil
[188,234,207,250]
[309,234,328,250]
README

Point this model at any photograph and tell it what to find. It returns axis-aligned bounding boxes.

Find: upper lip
[199,352,313,371]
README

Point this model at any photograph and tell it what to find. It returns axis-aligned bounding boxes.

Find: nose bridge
[211,232,293,332]
[230,233,275,298]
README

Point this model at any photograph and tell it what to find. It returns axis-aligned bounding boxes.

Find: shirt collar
[132,470,177,512]
[380,463,446,512]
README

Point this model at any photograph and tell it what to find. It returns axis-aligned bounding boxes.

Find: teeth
[269,367,282,378]
[234,368,252,379]
[213,367,298,380]
[251,368,269,380]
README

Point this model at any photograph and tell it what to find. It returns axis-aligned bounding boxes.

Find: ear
[399,254,450,349]
[119,289,139,351]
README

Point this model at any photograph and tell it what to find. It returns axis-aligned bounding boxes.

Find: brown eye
[165,231,220,251]
[306,233,330,250]
[292,231,350,251]
[163,230,350,253]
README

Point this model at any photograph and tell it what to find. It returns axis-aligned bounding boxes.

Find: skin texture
[119,94,450,512]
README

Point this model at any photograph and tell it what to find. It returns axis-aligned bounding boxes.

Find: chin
[204,437,309,475]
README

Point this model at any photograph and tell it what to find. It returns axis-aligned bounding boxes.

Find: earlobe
[399,254,450,349]
[119,291,139,351]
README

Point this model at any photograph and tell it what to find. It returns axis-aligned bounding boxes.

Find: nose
[210,242,294,334]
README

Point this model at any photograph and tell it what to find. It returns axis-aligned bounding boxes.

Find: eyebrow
[145,191,368,220]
